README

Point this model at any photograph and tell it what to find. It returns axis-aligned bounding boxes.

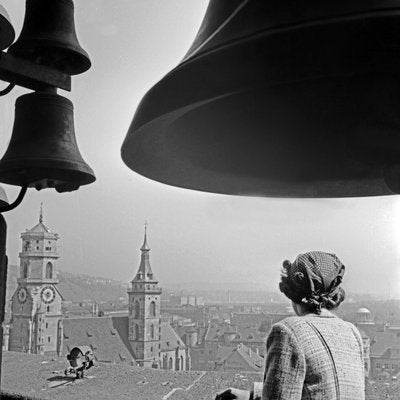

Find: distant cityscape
[4,212,400,400]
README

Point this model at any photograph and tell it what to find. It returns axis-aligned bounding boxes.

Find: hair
[279,260,346,314]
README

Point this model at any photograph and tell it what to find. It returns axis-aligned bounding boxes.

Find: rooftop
[2,351,262,400]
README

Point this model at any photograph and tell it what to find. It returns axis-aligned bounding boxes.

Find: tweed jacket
[261,310,364,400]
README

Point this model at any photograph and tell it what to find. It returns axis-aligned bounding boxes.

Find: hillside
[6,266,128,316]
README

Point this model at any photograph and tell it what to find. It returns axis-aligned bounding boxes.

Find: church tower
[128,224,162,367]
[9,205,63,355]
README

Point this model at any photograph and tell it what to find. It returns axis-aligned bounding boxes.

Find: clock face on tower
[17,287,28,304]
[41,286,55,304]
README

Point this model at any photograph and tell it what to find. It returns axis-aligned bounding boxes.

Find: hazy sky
[0,1,399,296]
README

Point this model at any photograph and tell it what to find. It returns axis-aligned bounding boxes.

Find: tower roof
[140,222,150,251]
[132,223,158,283]
[24,203,57,237]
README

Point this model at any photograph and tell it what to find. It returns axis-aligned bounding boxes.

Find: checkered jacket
[261,310,365,399]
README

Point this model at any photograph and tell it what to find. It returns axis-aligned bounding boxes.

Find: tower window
[135,324,139,340]
[150,324,155,339]
[47,306,50,312]
[48,337,51,343]
[45,247,51,251]
[45,262,53,279]
[22,262,28,279]
[36,247,39,250]
[46,323,48,329]
[150,301,156,317]
[134,301,140,319]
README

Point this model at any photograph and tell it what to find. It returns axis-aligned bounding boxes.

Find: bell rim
[8,39,91,75]
[15,91,74,108]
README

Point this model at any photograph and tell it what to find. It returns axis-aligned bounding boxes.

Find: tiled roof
[232,327,266,343]
[356,323,384,340]
[62,316,134,364]
[370,331,400,357]
[24,222,54,235]
[205,323,266,344]
[160,322,186,351]
[216,343,264,372]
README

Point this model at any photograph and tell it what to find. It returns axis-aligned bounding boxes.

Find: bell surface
[8,0,90,75]
[0,185,9,208]
[0,91,95,192]
[121,0,400,198]
[0,4,15,50]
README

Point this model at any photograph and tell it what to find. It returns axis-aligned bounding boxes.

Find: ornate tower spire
[128,222,162,367]
[141,220,150,251]
[39,202,43,224]
[134,222,156,282]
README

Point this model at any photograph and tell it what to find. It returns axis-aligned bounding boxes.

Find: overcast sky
[0,1,399,297]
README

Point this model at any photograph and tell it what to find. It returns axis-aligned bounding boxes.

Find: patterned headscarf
[280,251,345,314]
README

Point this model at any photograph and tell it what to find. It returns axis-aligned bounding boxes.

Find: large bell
[0,91,95,192]
[0,4,15,50]
[121,0,400,198]
[8,0,90,75]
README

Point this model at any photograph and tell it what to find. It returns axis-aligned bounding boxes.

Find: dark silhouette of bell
[0,91,95,192]
[0,4,15,50]
[8,0,90,75]
[121,1,400,198]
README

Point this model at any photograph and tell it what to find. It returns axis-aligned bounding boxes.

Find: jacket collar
[303,309,337,318]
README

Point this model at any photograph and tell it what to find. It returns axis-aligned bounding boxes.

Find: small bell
[8,0,90,75]
[0,91,95,192]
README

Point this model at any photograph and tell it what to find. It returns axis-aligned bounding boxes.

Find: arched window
[180,355,184,371]
[168,357,173,370]
[45,262,53,279]
[150,301,156,317]
[134,324,139,340]
[150,324,155,339]
[22,262,28,279]
[134,301,140,319]
[163,354,168,370]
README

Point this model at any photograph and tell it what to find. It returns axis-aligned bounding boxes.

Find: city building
[127,225,162,367]
[9,207,63,355]
[8,216,190,371]
[214,343,264,372]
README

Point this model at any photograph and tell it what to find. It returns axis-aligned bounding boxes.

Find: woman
[216,251,365,400]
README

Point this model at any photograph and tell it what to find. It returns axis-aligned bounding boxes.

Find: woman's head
[279,251,345,315]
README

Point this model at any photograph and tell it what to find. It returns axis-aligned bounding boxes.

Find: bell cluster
[0,0,95,209]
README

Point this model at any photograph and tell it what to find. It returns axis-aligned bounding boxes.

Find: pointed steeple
[132,222,158,283]
[140,220,150,251]
[39,202,43,224]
